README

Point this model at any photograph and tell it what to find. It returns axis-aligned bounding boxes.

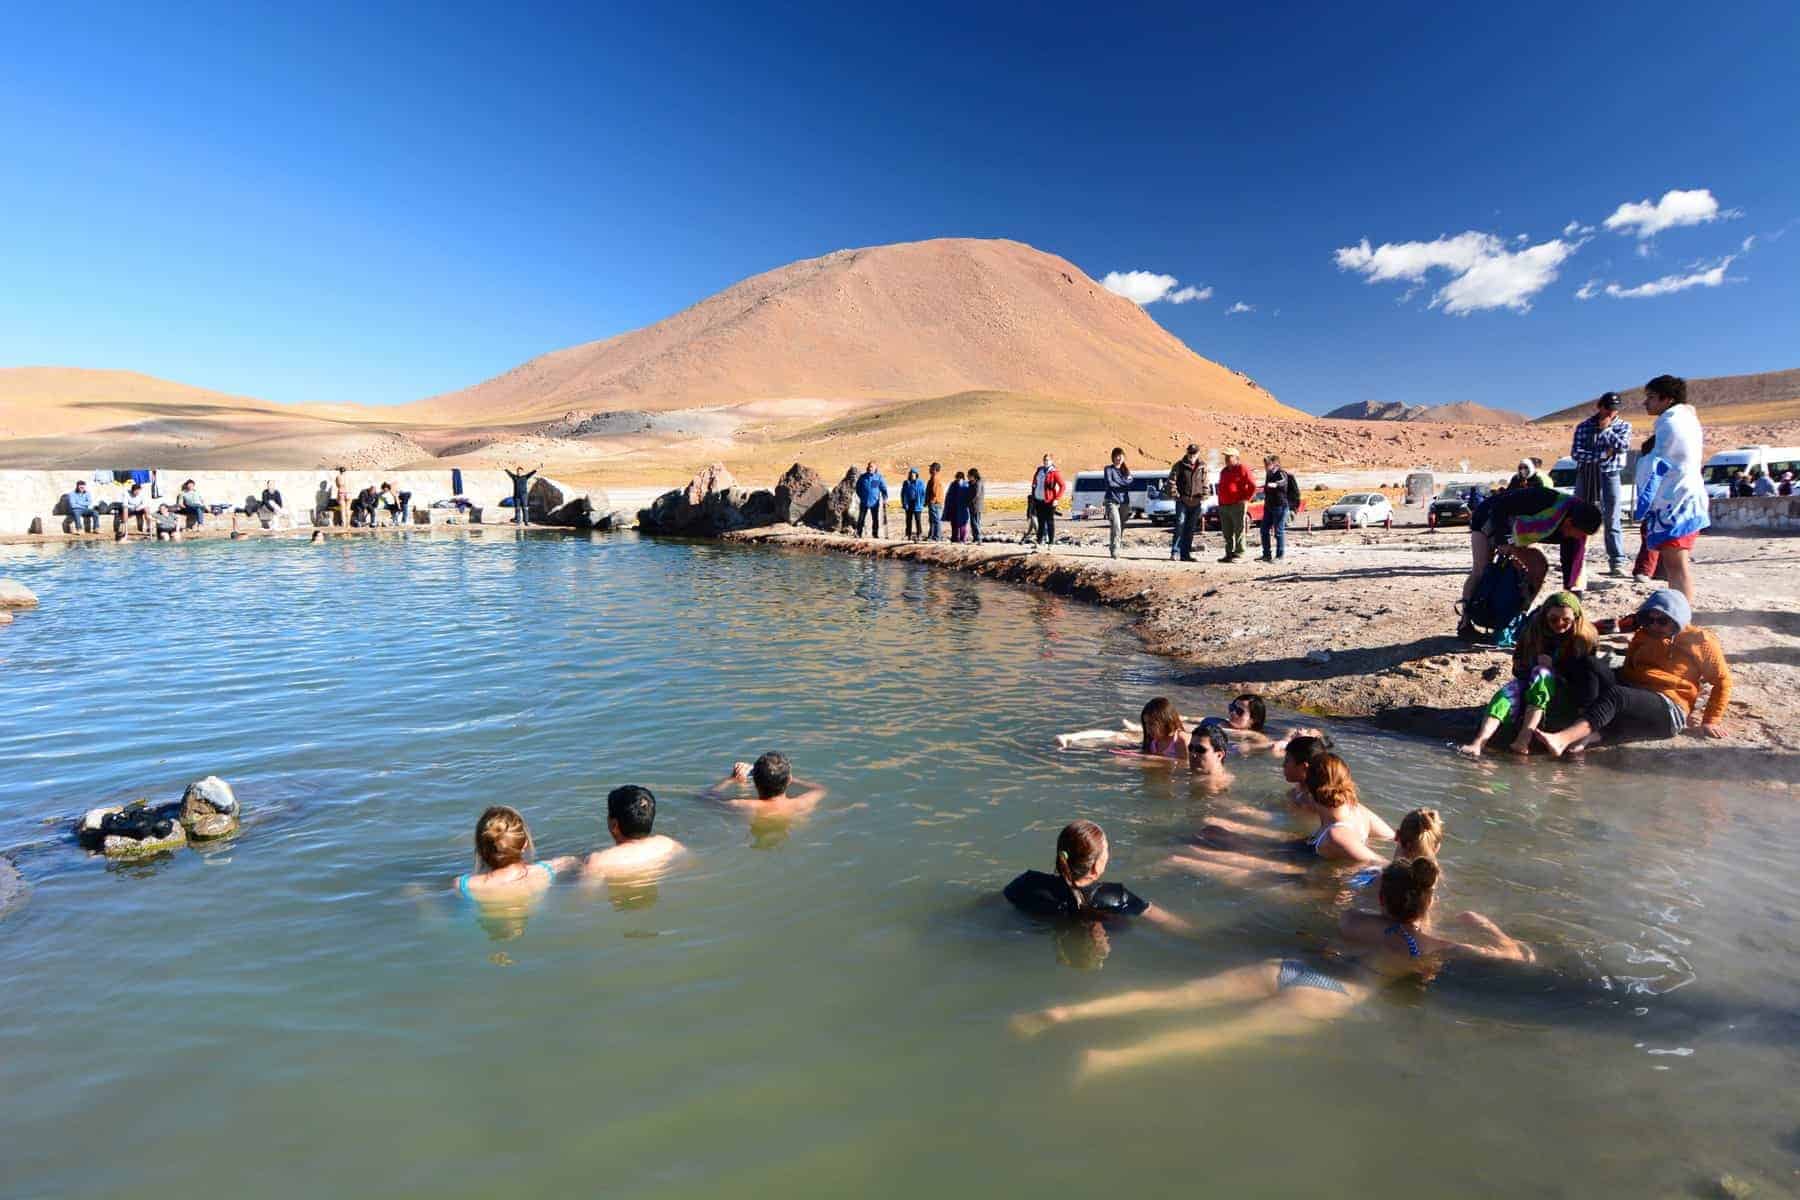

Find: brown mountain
[1323,399,1528,424]
[417,238,1304,422]
[1534,367,1800,425]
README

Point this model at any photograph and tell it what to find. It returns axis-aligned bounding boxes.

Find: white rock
[0,579,38,610]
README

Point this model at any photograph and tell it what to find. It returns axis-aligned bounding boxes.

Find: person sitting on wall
[63,480,100,534]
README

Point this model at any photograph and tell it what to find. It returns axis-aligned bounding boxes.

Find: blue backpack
[1464,553,1537,647]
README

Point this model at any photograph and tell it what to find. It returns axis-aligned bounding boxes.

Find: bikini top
[1307,821,1341,852]
[1386,923,1422,958]
[457,861,556,899]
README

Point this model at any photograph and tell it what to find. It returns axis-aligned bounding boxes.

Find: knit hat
[1636,589,1691,633]
[1544,590,1582,618]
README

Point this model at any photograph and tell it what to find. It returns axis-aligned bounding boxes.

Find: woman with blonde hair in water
[1170,753,1391,882]
[453,806,572,902]
[1012,854,1530,1078]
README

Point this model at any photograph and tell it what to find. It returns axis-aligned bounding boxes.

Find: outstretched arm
[1449,911,1535,963]
[1056,728,1134,749]
[785,776,829,805]
[701,761,755,799]
[1139,903,1194,936]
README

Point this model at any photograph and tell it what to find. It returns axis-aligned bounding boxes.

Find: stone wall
[1710,495,1800,532]
[0,468,520,534]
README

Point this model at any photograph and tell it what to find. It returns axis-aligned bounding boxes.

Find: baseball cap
[1597,392,1622,409]
[1185,443,1200,455]
[1223,447,1240,457]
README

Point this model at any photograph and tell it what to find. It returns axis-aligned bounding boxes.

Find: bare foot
[1009,1007,1065,1038]
[1503,739,1532,756]
[1532,728,1568,758]
[1455,741,1484,759]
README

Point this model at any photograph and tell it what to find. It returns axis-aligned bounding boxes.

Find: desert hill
[1535,367,1800,426]
[416,238,1302,423]
[1323,399,1528,425]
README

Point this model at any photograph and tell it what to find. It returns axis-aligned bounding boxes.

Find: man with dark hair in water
[705,751,828,818]
[579,785,685,879]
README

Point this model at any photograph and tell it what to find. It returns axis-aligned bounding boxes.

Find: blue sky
[2,0,1795,416]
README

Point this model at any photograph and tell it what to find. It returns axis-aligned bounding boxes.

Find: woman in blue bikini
[454,805,572,902]
[1010,855,1531,1076]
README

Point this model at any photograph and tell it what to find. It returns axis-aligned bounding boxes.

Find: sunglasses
[1228,702,1248,715]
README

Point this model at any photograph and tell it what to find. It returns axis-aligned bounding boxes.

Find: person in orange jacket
[1029,453,1065,548]
[1214,448,1257,562]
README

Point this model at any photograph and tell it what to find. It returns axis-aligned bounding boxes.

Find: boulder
[75,804,188,858]
[772,463,829,525]
[179,776,240,840]
[683,462,736,506]
[0,579,38,610]
[739,489,779,527]
[814,468,861,532]
[0,856,25,919]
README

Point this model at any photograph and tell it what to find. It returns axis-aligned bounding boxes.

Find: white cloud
[1602,256,1736,299]
[1575,279,1600,300]
[1333,231,1579,315]
[1226,301,1254,314]
[1602,188,1737,239]
[1100,270,1211,305]
[1564,220,1595,237]
[1741,234,1757,253]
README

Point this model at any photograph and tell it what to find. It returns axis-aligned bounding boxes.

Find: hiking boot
[1218,554,1235,563]
[1608,561,1625,576]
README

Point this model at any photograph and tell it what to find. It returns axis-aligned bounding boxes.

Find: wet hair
[1230,693,1267,731]
[1139,696,1185,753]
[1395,809,1444,859]
[750,751,791,799]
[1054,820,1107,912]
[1305,753,1359,811]
[1644,374,1686,405]
[607,785,656,840]
[1563,499,1603,536]
[1516,595,1598,669]
[1283,733,1334,767]
[1379,856,1440,925]
[474,805,533,869]
[1190,722,1229,762]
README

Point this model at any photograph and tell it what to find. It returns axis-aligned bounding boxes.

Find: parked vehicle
[1428,485,1486,528]
[1321,492,1393,529]
[1403,471,1435,507]
[1549,454,1639,509]
[1069,469,1173,520]
[1701,446,1800,498]
[1145,475,1178,525]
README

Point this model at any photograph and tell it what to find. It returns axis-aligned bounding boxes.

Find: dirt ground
[731,511,1800,772]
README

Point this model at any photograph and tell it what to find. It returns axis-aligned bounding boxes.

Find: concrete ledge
[1710,495,1800,532]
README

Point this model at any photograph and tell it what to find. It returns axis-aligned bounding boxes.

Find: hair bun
[1411,857,1441,888]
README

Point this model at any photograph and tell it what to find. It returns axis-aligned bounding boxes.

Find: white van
[1069,469,1172,521]
[1701,446,1800,498]
[1549,453,1639,509]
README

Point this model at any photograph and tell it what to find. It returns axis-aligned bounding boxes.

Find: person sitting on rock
[455,805,571,902]
[177,479,207,528]
[705,751,827,819]
[1535,589,1731,756]
[118,482,151,537]
[64,480,100,534]
[580,786,685,880]
[378,482,403,525]
[1457,591,1600,758]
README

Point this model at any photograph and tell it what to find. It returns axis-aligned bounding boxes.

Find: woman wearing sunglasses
[1535,589,1731,756]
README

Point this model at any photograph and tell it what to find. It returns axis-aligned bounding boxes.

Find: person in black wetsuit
[504,464,540,526]
[1004,820,1190,934]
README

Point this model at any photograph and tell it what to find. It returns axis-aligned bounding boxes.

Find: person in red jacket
[1214,448,1256,562]
[1030,453,1065,548]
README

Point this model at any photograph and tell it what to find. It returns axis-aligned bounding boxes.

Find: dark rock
[815,468,861,533]
[637,471,780,537]
[773,463,829,525]
[75,803,188,857]
[683,462,736,506]
[739,489,779,527]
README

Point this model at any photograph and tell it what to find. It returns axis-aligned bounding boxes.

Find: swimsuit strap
[456,874,473,899]
[1309,821,1339,850]
[536,861,557,882]
[1386,923,1422,958]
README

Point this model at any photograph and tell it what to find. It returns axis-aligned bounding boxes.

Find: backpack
[1462,552,1539,646]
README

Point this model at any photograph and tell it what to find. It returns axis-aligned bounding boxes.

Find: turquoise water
[2,532,1796,1198]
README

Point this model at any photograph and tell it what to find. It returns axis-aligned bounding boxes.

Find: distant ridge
[417,238,1306,422]
[1324,399,1528,425]
[1534,367,1800,425]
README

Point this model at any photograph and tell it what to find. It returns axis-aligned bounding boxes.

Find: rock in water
[0,856,25,919]
[75,804,189,858]
[179,776,240,840]
[0,579,39,610]
[638,466,778,536]
[773,463,828,525]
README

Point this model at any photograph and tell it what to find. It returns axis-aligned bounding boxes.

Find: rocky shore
[724,519,1799,773]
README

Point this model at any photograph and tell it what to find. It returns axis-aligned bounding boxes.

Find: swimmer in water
[454,805,571,902]
[579,785,685,880]
[705,751,828,818]
[1013,857,1529,1078]
[1054,696,1189,760]
[1004,819,1192,935]
[1186,721,1234,792]
[1167,753,1391,882]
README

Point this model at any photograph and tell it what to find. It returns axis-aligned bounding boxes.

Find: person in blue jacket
[64,480,99,533]
[900,468,926,541]
[855,461,888,538]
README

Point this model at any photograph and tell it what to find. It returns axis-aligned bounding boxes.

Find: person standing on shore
[900,468,926,541]
[966,468,985,543]
[1103,448,1132,560]
[334,466,352,528]
[855,461,888,538]
[1259,455,1299,562]
[1214,448,1255,562]
[926,462,945,541]
[944,470,970,542]
[1571,392,1632,576]
[1631,374,1708,604]
[504,463,539,527]
[1030,454,1064,548]
[1169,444,1208,562]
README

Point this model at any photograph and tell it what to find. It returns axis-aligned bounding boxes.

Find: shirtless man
[706,751,827,818]
[580,786,685,879]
